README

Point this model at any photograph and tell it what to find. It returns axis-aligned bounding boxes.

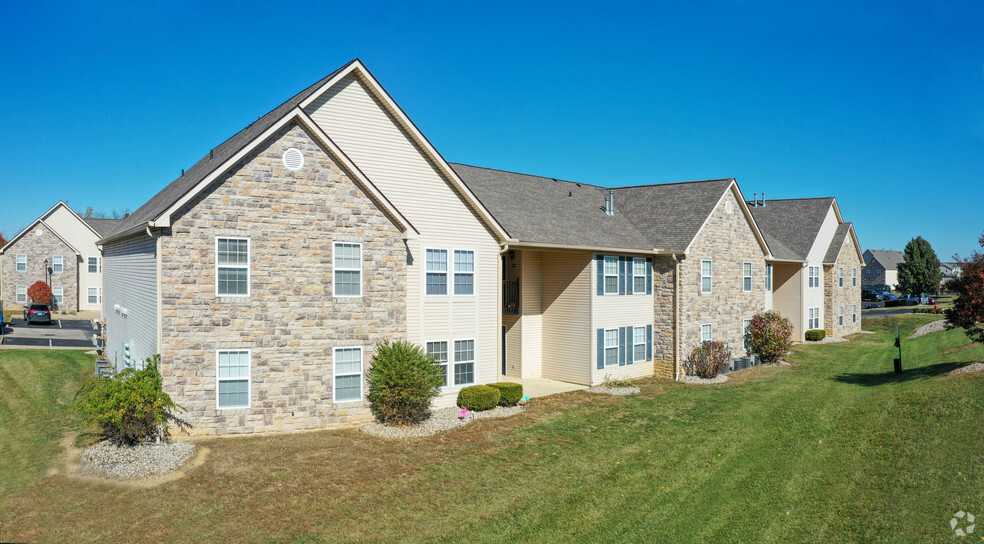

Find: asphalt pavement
[0,318,98,348]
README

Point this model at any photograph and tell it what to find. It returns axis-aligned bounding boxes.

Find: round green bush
[456,385,501,411]
[805,329,826,341]
[366,340,444,425]
[488,382,523,406]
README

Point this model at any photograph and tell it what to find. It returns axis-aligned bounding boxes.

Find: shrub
[488,382,523,406]
[457,385,501,411]
[75,355,187,446]
[28,281,52,306]
[805,329,826,341]
[748,311,793,364]
[682,341,730,378]
[366,340,444,425]
[601,375,635,388]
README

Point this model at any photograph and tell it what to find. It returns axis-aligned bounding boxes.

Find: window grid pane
[426,249,447,272]
[217,350,250,408]
[16,255,26,271]
[53,256,63,273]
[16,286,26,303]
[334,348,363,402]
[701,324,712,342]
[633,326,646,361]
[604,329,618,367]
[426,341,449,387]
[53,287,63,304]
[453,340,475,386]
[89,257,99,273]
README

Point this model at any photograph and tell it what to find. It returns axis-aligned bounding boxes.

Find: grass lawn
[2,315,984,543]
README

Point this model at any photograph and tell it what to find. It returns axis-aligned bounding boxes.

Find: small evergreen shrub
[682,341,730,378]
[366,340,444,425]
[913,308,943,314]
[488,382,523,406]
[456,385,501,411]
[748,311,793,364]
[75,355,187,446]
[805,329,826,341]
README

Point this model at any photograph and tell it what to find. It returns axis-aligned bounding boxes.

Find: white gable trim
[2,201,99,253]
[683,180,772,258]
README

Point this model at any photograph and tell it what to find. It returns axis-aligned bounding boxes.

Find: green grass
[2,316,984,543]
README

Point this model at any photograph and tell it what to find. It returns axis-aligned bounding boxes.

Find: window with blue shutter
[597,328,605,369]
[618,257,626,295]
[646,257,653,295]
[596,256,604,295]
[618,326,626,366]
[646,324,653,360]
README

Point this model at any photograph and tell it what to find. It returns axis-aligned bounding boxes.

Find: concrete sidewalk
[498,376,588,398]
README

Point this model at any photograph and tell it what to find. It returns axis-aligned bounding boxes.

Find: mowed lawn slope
[2,315,983,543]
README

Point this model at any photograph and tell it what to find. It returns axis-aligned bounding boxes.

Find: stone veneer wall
[652,255,677,379]
[1,226,78,312]
[160,122,407,437]
[824,239,862,336]
[678,191,767,365]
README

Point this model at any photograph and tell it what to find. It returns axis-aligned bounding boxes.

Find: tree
[28,281,52,305]
[0,231,7,248]
[945,232,984,344]
[897,236,942,295]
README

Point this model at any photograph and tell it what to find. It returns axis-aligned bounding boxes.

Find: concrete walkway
[498,376,588,398]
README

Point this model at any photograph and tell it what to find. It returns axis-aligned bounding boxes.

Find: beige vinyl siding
[772,263,803,341]
[802,207,838,329]
[306,73,500,408]
[591,255,655,385]
[37,205,105,312]
[519,252,543,378]
[541,252,592,385]
[103,233,158,371]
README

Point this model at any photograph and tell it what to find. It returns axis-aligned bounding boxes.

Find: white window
[453,340,475,386]
[16,285,27,303]
[52,255,63,274]
[633,326,647,361]
[217,350,250,409]
[852,268,857,287]
[853,304,858,323]
[700,260,712,294]
[701,323,712,342]
[808,307,820,330]
[743,318,752,353]
[426,249,448,295]
[53,287,64,304]
[808,266,820,288]
[633,258,647,293]
[453,250,475,295]
[604,329,618,367]
[839,305,844,326]
[604,256,619,294]
[743,262,752,292]
[88,288,102,304]
[16,254,26,272]
[216,237,249,296]
[333,242,363,297]
[333,347,363,403]
[426,341,449,387]
[766,263,773,291]
[88,257,102,274]
[838,267,844,288]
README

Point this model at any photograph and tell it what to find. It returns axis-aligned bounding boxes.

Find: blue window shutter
[627,260,634,295]
[646,258,653,294]
[596,255,604,295]
[597,328,605,369]
[627,328,634,365]
[618,257,626,295]
[618,326,626,366]
[646,324,653,360]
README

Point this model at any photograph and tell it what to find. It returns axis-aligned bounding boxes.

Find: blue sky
[1,1,981,260]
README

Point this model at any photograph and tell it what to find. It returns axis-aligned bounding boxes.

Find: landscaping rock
[808,336,848,344]
[945,362,984,376]
[361,405,524,439]
[78,440,196,480]
[586,386,640,396]
[910,319,947,339]
[682,374,729,384]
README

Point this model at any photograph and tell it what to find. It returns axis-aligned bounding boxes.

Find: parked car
[898,294,922,306]
[878,291,898,301]
[920,295,937,305]
[24,304,52,324]
[861,289,883,302]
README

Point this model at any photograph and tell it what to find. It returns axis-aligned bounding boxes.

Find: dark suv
[24,304,52,324]
[861,289,882,302]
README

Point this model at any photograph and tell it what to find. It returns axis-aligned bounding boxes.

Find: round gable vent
[282,148,304,171]
[35,228,43,236]
[725,200,733,214]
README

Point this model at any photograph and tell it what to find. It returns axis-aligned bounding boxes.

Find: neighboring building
[748,197,863,341]
[940,262,962,286]
[862,249,903,290]
[0,201,118,313]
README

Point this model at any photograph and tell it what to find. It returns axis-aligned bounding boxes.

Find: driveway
[1,318,98,348]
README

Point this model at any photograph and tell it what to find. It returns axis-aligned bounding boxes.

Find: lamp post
[43,259,49,286]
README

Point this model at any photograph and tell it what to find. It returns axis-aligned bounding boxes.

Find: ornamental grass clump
[75,355,187,446]
[366,340,444,425]
[748,311,793,364]
[682,341,730,378]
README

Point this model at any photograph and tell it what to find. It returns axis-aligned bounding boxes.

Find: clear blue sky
[1,1,981,260]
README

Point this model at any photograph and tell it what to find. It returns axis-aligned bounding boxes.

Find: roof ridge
[748,196,835,202]
[450,162,607,189]
[610,178,733,189]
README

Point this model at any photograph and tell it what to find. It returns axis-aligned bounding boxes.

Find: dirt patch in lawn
[48,434,210,489]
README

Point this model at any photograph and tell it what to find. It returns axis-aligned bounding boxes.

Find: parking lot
[0,318,98,348]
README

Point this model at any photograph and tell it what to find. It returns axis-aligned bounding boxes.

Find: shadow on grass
[832,361,973,387]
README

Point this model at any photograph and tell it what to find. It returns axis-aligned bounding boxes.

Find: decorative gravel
[78,440,196,480]
[945,362,984,376]
[361,405,525,439]
[762,360,793,368]
[808,336,848,344]
[586,386,640,396]
[682,374,729,384]
[910,319,947,339]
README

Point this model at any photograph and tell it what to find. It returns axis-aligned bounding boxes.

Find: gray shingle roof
[450,163,654,250]
[747,198,835,260]
[865,249,904,270]
[82,218,123,237]
[104,60,358,240]
[611,179,735,253]
[823,222,853,264]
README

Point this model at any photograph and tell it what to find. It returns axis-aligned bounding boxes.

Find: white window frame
[838,267,844,288]
[701,323,712,342]
[453,339,476,386]
[216,349,251,409]
[426,340,450,388]
[16,254,26,272]
[88,257,102,274]
[633,326,647,362]
[16,285,27,303]
[88,287,102,305]
[215,237,250,297]
[853,304,858,323]
[852,268,857,287]
[52,286,64,304]
[452,249,475,296]
[425,248,449,296]
[333,346,364,403]
[743,318,752,353]
[52,255,64,274]
[743,261,752,292]
[700,260,712,294]
[839,305,844,326]
[603,256,619,295]
[332,242,363,298]
[808,307,821,330]
[808,266,820,288]
[632,257,647,294]
[604,328,619,368]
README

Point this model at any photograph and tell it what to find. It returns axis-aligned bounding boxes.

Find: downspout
[672,254,681,381]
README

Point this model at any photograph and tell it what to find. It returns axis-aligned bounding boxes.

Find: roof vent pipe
[607,190,615,216]
[761,192,765,207]
[753,193,757,207]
